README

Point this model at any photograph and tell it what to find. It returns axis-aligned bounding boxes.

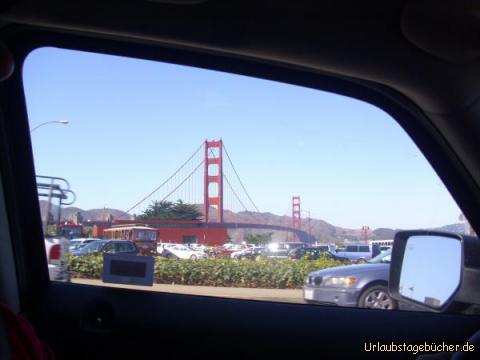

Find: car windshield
[80,241,106,252]
[135,229,157,241]
[69,241,81,249]
[368,248,392,264]
[286,244,303,250]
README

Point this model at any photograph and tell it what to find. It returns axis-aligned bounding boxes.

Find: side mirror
[389,231,480,311]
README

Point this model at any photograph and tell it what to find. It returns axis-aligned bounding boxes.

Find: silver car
[68,237,101,251]
[303,249,396,310]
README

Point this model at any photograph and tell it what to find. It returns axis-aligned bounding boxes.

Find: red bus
[103,225,157,255]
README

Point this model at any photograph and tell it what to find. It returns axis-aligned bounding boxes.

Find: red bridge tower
[292,196,301,230]
[204,140,224,223]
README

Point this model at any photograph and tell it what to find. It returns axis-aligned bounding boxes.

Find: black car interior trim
[1,2,480,357]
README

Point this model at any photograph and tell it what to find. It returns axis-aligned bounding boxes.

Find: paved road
[72,278,306,304]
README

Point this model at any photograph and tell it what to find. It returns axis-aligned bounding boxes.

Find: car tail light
[49,244,61,261]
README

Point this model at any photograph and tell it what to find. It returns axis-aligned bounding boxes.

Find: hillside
[39,200,467,243]
[39,201,131,222]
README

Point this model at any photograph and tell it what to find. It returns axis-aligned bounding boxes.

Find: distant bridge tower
[361,225,370,244]
[292,196,301,230]
[204,140,224,223]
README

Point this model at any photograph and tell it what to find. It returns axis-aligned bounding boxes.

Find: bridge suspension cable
[117,142,204,219]
[117,140,260,221]
[223,173,249,212]
[222,143,260,213]
[156,160,205,205]
[208,147,257,223]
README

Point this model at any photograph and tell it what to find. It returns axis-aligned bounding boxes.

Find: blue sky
[23,47,462,229]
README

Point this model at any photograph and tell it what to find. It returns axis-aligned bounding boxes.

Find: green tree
[171,200,203,220]
[84,226,93,237]
[137,200,203,221]
[244,232,273,246]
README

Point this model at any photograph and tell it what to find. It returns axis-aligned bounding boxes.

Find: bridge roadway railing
[92,219,316,244]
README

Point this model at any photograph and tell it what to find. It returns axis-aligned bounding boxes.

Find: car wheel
[190,254,197,260]
[357,258,367,264]
[358,285,397,310]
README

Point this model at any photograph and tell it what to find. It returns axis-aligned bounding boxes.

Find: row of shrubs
[67,254,348,289]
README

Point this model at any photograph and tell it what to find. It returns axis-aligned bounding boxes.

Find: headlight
[323,276,357,287]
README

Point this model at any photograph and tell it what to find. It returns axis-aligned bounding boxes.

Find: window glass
[103,243,114,253]
[114,242,128,253]
[81,241,105,253]
[24,47,474,313]
[134,229,157,241]
[369,249,392,264]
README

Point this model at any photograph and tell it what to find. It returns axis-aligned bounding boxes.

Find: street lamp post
[30,120,69,133]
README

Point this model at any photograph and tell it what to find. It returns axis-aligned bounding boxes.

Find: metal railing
[36,175,76,236]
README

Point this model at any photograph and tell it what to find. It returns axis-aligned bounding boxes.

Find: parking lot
[72,278,306,304]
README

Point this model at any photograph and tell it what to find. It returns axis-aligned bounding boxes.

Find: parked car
[329,244,381,263]
[380,245,392,253]
[157,242,175,252]
[313,245,331,253]
[71,240,138,256]
[186,243,208,252]
[231,246,264,260]
[44,236,70,282]
[68,237,101,251]
[212,243,248,257]
[159,244,207,260]
[265,242,306,258]
[289,246,330,260]
[304,249,398,310]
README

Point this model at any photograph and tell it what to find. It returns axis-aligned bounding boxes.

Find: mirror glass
[399,235,462,308]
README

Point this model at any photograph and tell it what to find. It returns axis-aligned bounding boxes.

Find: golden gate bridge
[111,139,315,244]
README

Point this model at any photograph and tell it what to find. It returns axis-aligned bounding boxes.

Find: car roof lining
[1,0,480,116]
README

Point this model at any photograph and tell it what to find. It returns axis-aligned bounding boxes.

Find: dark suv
[71,240,138,256]
[264,242,306,258]
[289,246,330,260]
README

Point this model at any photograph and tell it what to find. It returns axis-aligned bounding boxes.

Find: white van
[332,243,381,263]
